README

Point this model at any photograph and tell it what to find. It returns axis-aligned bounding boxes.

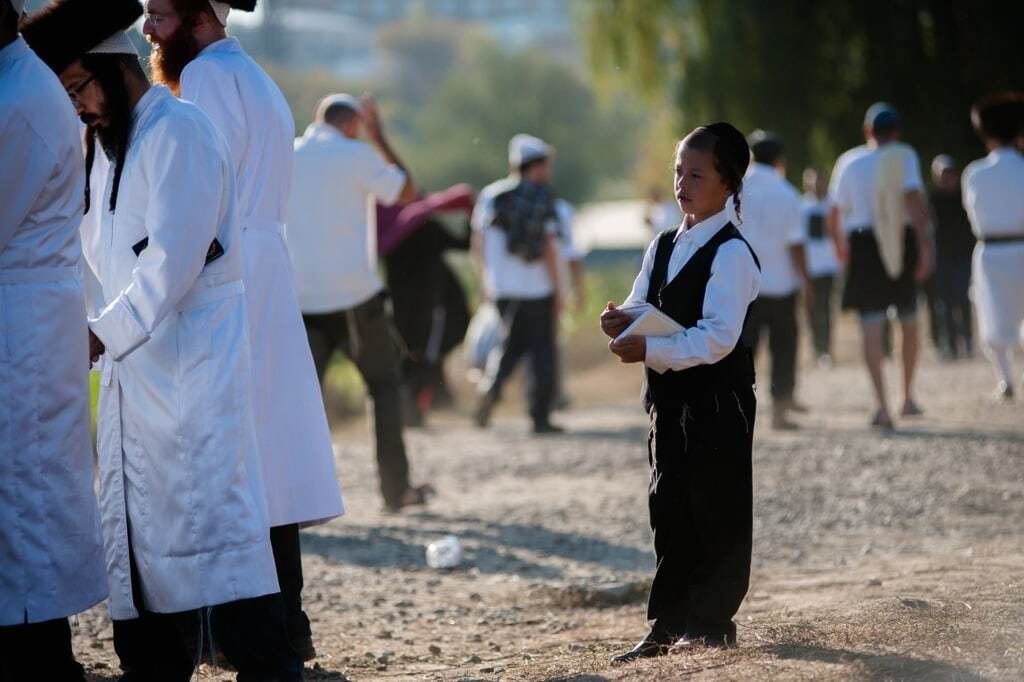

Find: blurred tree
[584,0,1024,182]
[397,39,644,203]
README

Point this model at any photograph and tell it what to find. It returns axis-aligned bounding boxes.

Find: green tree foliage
[398,39,642,202]
[585,0,1024,181]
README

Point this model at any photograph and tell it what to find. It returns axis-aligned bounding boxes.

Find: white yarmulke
[317,93,364,119]
[208,0,230,26]
[87,30,139,57]
[508,133,552,167]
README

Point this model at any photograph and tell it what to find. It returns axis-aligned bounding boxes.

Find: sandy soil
[72,328,1023,681]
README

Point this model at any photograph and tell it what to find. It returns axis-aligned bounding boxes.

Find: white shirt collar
[0,36,28,67]
[304,121,347,141]
[673,207,731,245]
[128,85,171,145]
[197,36,241,58]
[747,162,776,177]
[990,146,1022,161]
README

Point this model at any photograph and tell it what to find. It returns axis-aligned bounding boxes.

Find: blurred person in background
[739,130,809,430]
[472,134,565,435]
[830,103,931,429]
[286,92,433,512]
[800,166,841,367]
[377,184,476,423]
[961,93,1024,399]
[927,154,975,360]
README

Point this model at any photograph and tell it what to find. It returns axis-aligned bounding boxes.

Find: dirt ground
[72,320,1023,681]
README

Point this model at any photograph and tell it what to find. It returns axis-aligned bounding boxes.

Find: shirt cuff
[89,296,150,362]
[643,336,675,375]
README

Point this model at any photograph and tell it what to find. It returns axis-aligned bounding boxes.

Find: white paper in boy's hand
[615,306,684,342]
[616,302,652,320]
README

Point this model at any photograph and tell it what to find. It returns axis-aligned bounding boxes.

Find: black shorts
[841,227,918,317]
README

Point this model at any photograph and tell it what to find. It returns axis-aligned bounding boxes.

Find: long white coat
[962,147,1024,348]
[0,36,107,626]
[180,37,343,527]
[85,85,278,619]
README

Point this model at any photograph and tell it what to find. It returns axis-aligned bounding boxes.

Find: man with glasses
[22,0,301,678]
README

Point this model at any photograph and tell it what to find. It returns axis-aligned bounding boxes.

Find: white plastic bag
[464,301,504,371]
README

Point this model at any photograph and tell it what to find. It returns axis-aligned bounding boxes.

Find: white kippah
[87,31,139,57]
[208,0,230,26]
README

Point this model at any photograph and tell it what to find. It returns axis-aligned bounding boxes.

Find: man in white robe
[0,1,107,677]
[21,0,301,678]
[962,93,1024,399]
[142,0,344,659]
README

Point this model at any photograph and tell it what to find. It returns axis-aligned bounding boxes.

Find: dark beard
[80,54,136,214]
[148,23,199,94]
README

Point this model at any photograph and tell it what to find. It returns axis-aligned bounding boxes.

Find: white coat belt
[243,217,284,235]
[0,265,77,284]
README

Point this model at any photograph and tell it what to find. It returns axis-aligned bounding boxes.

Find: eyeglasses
[67,75,96,102]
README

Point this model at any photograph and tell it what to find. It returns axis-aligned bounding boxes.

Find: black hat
[20,0,143,74]
[971,92,1024,144]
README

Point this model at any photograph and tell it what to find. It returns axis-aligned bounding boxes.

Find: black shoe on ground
[474,393,496,428]
[289,635,317,662]
[610,638,671,665]
[669,631,737,652]
[532,421,564,435]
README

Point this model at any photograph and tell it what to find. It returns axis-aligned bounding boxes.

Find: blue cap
[864,102,900,131]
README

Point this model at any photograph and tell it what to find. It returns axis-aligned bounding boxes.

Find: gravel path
[74,339,1023,680]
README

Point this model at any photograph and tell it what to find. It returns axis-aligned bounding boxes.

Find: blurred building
[235,0,577,79]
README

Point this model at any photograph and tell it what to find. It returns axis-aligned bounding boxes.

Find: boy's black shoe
[610,627,678,665]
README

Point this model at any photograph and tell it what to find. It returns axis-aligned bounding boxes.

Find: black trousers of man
[270,523,310,652]
[741,293,798,401]
[807,275,834,358]
[112,543,302,681]
[935,256,974,357]
[483,296,556,429]
[646,387,755,642]
[0,618,84,682]
[303,291,411,507]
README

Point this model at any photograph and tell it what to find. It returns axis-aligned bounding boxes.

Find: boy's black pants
[646,386,755,640]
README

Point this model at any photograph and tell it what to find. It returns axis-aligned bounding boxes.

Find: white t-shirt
[832,143,924,232]
[285,123,406,313]
[801,194,840,277]
[738,163,805,297]
[472,177,558,300]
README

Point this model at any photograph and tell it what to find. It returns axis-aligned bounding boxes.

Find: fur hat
[20,0,143,73]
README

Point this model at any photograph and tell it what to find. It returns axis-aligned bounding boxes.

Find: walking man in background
[962,93,1024,399]
[800,166,841,367]
[928,154,975,360]
[143,0,345,660]
[472,134,565,434]
[739,130,810,430]
[830,103,931,429]
[286,93,433,512]
[0,0,107,676]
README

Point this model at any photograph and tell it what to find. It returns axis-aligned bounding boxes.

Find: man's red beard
[148,22,199,94]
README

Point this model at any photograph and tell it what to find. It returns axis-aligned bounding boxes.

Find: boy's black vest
[644,222,760,410]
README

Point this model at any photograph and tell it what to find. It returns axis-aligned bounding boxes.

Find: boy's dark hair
[971,92,1024,144]
[518,155,548,176]
[680,122,751,221]
[748,129,784,166]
